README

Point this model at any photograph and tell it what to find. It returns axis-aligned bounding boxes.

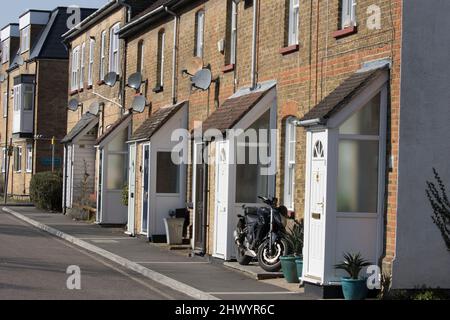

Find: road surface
[0,211,190,300]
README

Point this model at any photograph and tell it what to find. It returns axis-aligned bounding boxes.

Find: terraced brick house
[64,0,450,295]
[0,7,95,200]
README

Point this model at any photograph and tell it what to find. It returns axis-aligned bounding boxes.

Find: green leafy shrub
[284,219,304,257]
[335,252,371,280]
[30,171,62,212]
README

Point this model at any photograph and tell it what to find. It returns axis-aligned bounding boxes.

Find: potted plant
[281,219,304,283]
[334,252,371,300]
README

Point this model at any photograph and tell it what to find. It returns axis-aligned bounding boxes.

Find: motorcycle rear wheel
[257,238,289,272]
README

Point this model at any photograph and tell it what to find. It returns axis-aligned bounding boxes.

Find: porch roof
[61,113,98,144]
[95,114,131,146]
[129,101,187,142]
[299,66,389,124]
[201,81,276,134]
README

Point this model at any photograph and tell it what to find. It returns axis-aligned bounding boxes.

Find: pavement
[1,206,314,300]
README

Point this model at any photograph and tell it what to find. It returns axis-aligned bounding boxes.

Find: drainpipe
[3,71,10,204]
[165,6,179,105]
[63,144,67,214]
[118,0,132,22]
[250,0,259,90]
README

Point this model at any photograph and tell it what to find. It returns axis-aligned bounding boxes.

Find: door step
[223,262,284,280]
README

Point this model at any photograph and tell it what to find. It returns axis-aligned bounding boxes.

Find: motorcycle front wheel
[257,238,289,272]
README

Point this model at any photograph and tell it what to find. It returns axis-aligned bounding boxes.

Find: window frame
[137,40,144,74]
[80,42,86,89]
[88,39,95,87]
[156,30,165,89]
[2,91,7,118]
[2,39,10,64]
[288,0,300,46]
[195,10,205,58]
[14,146,22,173]
[100,30,107,81]
[228,1,238,65]
[20,26,30,53]
[21,84,34,111]
[109,23,121,75]
[71,46,80,91]
[26,143,33,173]
[284,117,297,211]
[341,0,357,29]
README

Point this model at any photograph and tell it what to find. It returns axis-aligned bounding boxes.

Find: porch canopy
[201,81,276,137]
[299,65,389,127]
[95,114,131,147]
[128,101,187,143]
[61,113,98,144]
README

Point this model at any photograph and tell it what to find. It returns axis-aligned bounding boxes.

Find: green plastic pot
[280,256,300,283]
[295,258,303,280]
[340,277,369,300]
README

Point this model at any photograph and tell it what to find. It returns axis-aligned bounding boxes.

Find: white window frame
[1,147,6,173]
[88,39,95,86]
[230,1,237,64]
[109,23,121,75]
[13,85,21,112]
[21,84,34,111]
[71,46,80,91]
[80,42,86,89]
[100,30,106,81]
[158,31,165,87]
[26,144,33,173]
[137,40,144,73]
[14,146,22,173]
[20,26,30,53]
[195,10,205,58]
[1,39,9,64]
[288,0,300,46]
[284,117,297,211]
[341,0,357,29]
[2,91,7,118]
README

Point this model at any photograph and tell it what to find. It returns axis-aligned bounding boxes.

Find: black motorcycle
[234,196,289,272]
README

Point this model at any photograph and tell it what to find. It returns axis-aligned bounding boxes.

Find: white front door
[214,140,229,258]
[307,131,327,280]
[127,143,137,235]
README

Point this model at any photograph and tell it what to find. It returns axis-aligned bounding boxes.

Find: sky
[0,0,109,28]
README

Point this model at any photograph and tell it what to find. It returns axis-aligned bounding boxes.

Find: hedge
[30,171,63,212]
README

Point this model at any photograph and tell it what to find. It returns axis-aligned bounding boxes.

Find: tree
[426,168,450,250]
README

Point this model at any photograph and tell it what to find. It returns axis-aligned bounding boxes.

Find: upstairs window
[88,39,95,86]
[100,30,106,81]
[156,30,165,90]
[20,26,30,53]
[341,0,357,29]
[137,40,144,74]
[1,40,9,64]
[288,0,300,46]
[80,42,86,89]
[195,10,205,58]
[109,23,121,75]
[71,46,80,91]
[22,84,34,111]
[226,0,238,65]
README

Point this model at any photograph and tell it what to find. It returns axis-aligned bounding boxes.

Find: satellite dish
[68,98,81,111]
[191,68,212,91]
[131,95,146,113]
[89,102,100,116]
[127,72,143,90]
[16,56,24,66]
[104,72,118,87]
[186,57,203,76]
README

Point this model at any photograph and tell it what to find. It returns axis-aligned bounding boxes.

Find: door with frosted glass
[307,131,327,279]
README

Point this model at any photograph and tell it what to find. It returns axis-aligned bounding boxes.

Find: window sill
[78,88,84,93]
[279,44,299,55]
[222,64,235,73]
[333,26,357,39]
[69,90,79,96]
[153,85,164,93]
[87,85,93,90]
[97,80,105,86]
